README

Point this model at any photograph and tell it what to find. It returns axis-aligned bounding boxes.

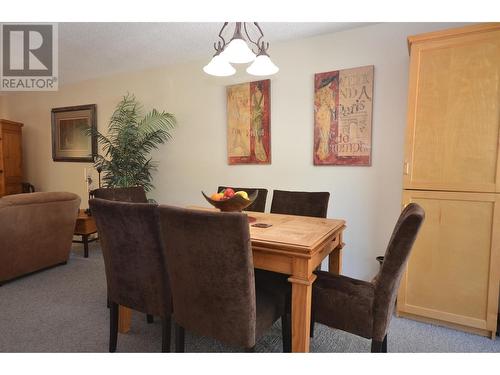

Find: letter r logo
[2,24,53,76]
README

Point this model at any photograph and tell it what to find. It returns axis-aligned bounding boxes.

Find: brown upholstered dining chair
[91,186,148,203]
[256,189,331,347]
[158,206,290,352]
[90,186,155,323]
[89,198,172,352]
[270,190,330,218]
[311,203,425,352]
[217,186,268,212]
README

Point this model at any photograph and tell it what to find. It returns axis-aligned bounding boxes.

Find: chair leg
[371,340,382,353]
[245,346,255,352]
[109,302,119,353]
[281,314,291,353]
[147,314,154,324]
[175,322,185,353]
[310,308,315,338]
[382,334,387,353]
[282,291,293,351]
[161,316,171,353]
[371,334,387,353]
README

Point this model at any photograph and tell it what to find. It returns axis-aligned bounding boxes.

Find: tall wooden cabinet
[0,119,23,197]
[397,24,500,338]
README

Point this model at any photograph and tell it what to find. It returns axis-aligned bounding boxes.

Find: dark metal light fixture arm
[244,22,266,54]
[213,22,229,54]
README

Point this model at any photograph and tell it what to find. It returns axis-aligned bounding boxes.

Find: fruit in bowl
[235,191,248,199]
[202,188,258,212]
[223,188,235,198]
[210,192,224,201]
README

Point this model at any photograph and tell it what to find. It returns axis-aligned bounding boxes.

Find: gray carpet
[1,243,499,353]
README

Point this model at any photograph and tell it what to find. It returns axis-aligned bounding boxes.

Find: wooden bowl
[201,190,258,212]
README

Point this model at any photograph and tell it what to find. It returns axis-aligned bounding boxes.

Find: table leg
[328,235,344,274]
[328,248,342,274]
[83,234,89,258]
[288,274,316,352]
[118,305,132,333]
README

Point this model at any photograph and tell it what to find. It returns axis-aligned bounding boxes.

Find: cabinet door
[397,190,500,336]
[1,124,23,195]
[403,28,500,192]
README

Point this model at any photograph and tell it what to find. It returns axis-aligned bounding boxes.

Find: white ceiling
[58,22,372,85]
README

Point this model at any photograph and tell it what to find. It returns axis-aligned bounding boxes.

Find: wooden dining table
[118,208,346,353]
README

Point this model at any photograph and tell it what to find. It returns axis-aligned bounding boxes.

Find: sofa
[0,192,81,284]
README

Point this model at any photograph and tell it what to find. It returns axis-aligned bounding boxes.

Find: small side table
[73,209,98,258]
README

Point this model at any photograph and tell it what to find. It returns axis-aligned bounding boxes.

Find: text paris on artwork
[314,65,374,166]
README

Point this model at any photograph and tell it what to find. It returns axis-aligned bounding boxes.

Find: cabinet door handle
[403,161,410,175]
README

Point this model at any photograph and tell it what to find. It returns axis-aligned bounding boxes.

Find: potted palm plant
[91,94,176,193]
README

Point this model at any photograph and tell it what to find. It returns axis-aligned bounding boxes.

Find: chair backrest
[91,186,148,203]
[217,186,268,213]
[158,205,257,348]
[270,190,330,218]
[89,198,171,317]
[372,203,425,341]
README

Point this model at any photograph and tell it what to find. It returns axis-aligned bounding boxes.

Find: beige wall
[1,22,464,279]
[0,95,5,117]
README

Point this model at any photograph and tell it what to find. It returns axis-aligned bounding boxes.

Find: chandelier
[203,22,279,77]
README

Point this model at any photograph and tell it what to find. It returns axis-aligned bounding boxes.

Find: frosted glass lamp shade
[221,38,256,64]
[246,55,279,76]
[203,55,236,77]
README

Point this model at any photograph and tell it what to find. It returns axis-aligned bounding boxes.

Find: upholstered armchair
[256,189,331,350]
[90,186,154,322]
[270,190,330,218]
[158,206,289,352]
[311,203,425,352]
[89,198,172,352]
[0,192,80,284]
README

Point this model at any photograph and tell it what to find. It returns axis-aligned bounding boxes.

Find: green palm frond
[139,109,176,134]
[91,94,176,192]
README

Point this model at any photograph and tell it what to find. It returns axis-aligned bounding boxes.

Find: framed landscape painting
[51,104,97,162]
[227,79,271,165]
[314,65,374,166]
